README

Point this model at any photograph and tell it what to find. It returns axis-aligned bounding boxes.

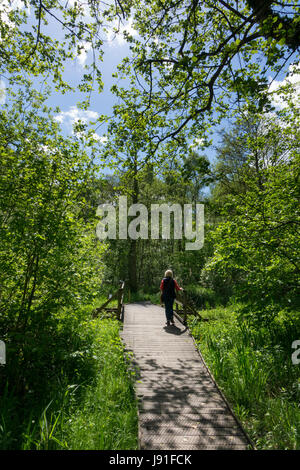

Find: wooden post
[183,290,187,325]
[117,287,122,320]
[94,281,125,321]
[117,281,125,320]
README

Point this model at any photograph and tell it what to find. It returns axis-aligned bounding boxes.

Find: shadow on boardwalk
[121,302,253,450]
[163,324,188,335]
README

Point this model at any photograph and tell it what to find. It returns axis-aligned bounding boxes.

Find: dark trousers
[164,297,174,321]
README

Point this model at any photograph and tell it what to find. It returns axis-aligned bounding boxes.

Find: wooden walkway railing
[93,283,205,325]
[174,288,206,324]
[93,281,125,321]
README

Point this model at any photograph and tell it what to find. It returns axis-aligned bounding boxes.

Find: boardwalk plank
[122,303,252,450]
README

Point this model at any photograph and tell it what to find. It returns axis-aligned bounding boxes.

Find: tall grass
[56,319,138,450]
[185,285,226,309]
[0,302,138,450]
[125,289,161,305]
[188,305,300,449]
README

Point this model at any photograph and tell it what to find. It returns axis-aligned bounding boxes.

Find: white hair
[164,269,173,278]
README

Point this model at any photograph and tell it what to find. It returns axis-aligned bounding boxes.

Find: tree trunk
[128,157,139,292]
[128,238,138,292]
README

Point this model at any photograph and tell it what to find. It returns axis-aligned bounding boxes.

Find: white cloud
[105,18,138,46]
[76,41,92,67]
[92,134,108,144]
[162,57,174,71]
[54,107,108,144]
[38,144,56,155]
[268,63,300,109]
[0,80,6,105]
[55,106,99,130]
[0,0,30,29]
[190,137,205,148]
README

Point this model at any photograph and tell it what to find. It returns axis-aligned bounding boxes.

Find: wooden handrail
[174,288,204,325]
[93,281,125,321]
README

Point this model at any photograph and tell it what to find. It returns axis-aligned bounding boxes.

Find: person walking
[160,269,182,326]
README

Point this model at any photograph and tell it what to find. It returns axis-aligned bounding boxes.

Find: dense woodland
[0,0,299,449]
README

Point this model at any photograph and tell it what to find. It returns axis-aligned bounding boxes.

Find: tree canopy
[110,0,299,152]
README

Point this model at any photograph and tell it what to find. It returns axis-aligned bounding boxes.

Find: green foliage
[189,306,300,449]
[0,311,138,450]
[108,0,299,150]
[203,100,299,325]
[0,85,113,449]
[58,319,138,450]
[184,285,225,309]
[0,0,125,98]
[0,86,105,334]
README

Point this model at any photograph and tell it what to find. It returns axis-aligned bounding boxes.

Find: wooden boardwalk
[120,302,252,450]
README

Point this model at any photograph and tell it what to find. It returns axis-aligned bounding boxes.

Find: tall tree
[0,84,104,334]
[203,93,299,324]
[100,83,190,290]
